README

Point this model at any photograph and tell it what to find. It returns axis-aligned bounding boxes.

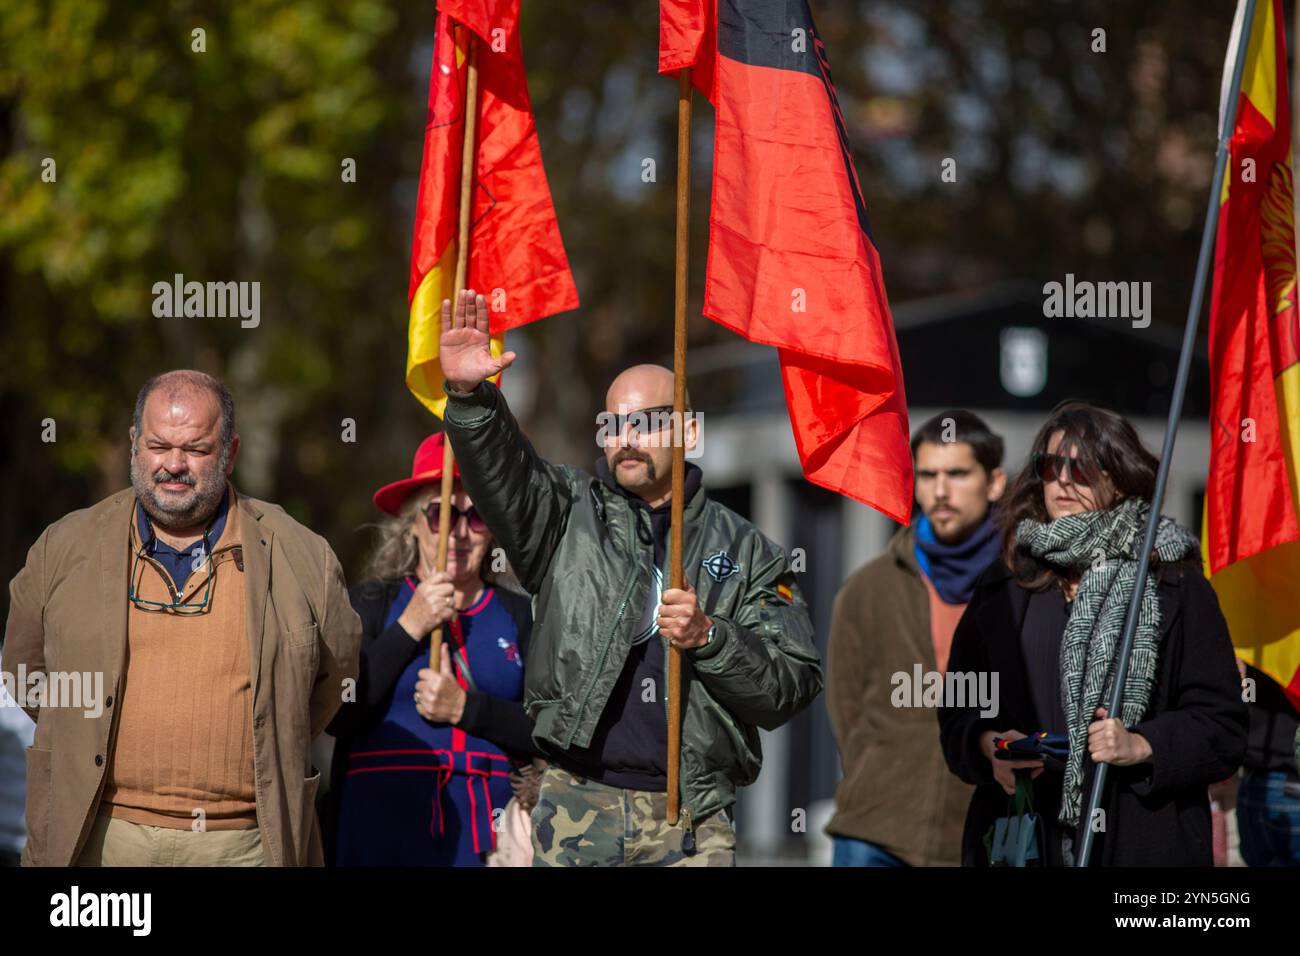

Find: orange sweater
[102,497,257,830]
[921,574,968,675]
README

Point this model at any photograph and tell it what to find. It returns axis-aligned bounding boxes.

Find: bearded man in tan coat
[2,370,360,866]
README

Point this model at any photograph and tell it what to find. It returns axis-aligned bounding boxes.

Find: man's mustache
[153,468,196,487]
[613,450,651,466]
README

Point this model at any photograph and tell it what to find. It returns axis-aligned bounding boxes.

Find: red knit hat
[372,433,460,516]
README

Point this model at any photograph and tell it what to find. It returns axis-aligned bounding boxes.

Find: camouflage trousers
[531,766,735,866]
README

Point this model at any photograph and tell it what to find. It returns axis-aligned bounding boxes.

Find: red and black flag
[660,0,912,522]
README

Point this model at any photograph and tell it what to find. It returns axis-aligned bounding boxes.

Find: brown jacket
[825,525,974,866]
[2,487,361,866]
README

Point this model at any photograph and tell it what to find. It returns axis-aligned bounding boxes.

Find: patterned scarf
[1015,497,1199,827]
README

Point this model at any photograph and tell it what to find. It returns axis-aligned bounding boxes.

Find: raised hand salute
[436,321,822,866]
[440,289,518,394]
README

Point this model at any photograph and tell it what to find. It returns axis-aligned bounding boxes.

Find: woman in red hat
[325,433,540,866]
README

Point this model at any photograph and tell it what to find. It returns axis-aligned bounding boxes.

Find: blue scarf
[913,513,1001,605]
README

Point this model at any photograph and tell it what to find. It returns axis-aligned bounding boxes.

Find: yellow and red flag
[406,0,578,417]
[1204,0,1300,708]
[659,0,912,523]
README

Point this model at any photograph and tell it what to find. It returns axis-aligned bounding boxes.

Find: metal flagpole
[1074,0,1258,866]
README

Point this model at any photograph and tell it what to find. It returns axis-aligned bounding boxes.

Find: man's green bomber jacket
[443,381,824,827]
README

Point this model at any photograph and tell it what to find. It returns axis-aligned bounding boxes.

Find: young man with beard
[437,290,822,866]
[826,410,1006,866]
[2,370,360,866]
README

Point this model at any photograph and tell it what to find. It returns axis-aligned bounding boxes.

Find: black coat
[938,559,1247,866]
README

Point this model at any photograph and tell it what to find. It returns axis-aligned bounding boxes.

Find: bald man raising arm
[439,290,822,867]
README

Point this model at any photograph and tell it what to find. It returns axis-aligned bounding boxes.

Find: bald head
[606,364,680,415]
[601,364,697,506]
[133,370,235,451]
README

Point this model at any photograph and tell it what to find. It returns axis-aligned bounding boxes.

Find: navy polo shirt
[135,489,230,592]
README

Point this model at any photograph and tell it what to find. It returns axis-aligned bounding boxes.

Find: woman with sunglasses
[325,433,541,866]
[938,401,1247,865]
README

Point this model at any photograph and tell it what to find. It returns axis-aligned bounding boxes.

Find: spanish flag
[406,0,578,418]
[659,0,912,523]
[1204,0,1300,709]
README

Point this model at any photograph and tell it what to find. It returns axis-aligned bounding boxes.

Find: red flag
[407,0,578,417]
[660,0,912,522]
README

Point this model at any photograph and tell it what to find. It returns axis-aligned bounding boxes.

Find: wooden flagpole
[667,67,692,825]
[431,34,480,669]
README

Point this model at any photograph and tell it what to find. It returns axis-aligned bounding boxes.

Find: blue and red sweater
[326,577,537,866]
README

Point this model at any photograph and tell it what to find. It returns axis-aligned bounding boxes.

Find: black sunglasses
[423,501,487,533]
[598,405,683,437]
[1032,452,1102,488]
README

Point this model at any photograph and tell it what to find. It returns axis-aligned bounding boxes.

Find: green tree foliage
[0,0,430,576]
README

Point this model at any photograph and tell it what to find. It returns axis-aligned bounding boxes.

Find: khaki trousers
[76,814,265,867]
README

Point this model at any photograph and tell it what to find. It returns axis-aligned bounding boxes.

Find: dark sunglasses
[598,405,682,437]
[423,502,487,533]
[1032,452,1101,488]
